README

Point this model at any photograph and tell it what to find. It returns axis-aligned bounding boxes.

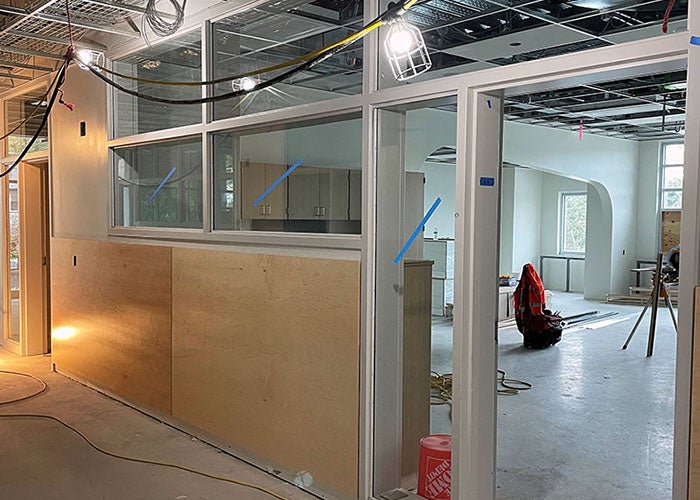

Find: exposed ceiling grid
[0,0,688,139]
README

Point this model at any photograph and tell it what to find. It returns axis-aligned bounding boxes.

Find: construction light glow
[384,19,432,81]
[52,326,77,340]
[75,50,105,72]
[232,77,257,92]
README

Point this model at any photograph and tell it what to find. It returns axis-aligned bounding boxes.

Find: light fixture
[384,18,432,81]
[75,49,105,72]
[140,59,161,70]
[232,76,257,92]
[664,82,687,91]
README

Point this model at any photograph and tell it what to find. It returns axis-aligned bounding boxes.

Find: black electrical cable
[0,369,289,499]
[77,1,408,105]
[78,36,353,105]
[0,60,68,179]
[0,370,47,405]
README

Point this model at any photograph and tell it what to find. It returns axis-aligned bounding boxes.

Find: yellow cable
[94,19,384,87]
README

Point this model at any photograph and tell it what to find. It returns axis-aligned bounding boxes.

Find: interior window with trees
[560,192,587,254]
[113,137,202,228]
[661,143,684,210]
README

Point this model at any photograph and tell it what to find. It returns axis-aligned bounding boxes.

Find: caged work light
[232,76,258,92]
[75,50,105,72]
[384,13,432,81]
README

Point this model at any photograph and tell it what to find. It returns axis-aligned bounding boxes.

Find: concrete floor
[430,292,676,500]
[0,350,317,500]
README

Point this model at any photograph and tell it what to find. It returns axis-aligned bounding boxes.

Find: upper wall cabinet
[241,162,288,220]
[349,170,361,221]
[288,167,349,220]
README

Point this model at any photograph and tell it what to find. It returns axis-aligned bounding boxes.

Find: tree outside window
[560,192,587,254]
[661,143,683,210]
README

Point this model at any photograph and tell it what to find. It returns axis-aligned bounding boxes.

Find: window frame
[660,141,684,211]
[558,191,587,255]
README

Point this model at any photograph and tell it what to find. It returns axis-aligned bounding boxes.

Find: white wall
[421,162,456,239]
[538,173,588,292]
[500,168,515,274]
[502,121,640,297]
[636,141,661,261]
[510,168,542,273]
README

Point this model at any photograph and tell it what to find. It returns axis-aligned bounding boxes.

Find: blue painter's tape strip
[147,166,177,203]
[394,197,442,265]
[253,159,303,207]
[487,99,492,109]
[691,35,700,46]
[480,176,495,187]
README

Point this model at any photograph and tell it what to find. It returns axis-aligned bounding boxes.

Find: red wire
[662,0,676,33]
[65,0,74,49]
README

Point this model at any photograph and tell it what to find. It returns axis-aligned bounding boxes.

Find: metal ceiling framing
[0,0,688,139]
[502,71,687,140]
[0,0,142,88]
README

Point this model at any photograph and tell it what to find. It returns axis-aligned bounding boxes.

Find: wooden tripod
[622,252,678,356]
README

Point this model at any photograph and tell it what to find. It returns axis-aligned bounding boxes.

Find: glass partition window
[212,0,363,120]
[212,114,362,233]
[113,30,202,137]
[5,87,49,156]
[661,142,684,209]
[113,137,202,228]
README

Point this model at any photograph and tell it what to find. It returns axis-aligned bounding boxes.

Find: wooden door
[2,161,50,355]
[264,164,288,219]
[319,168,349,220]
[288,166,319,219]
[240,162,268,220]
[348,169,362,221]
[19,161,50,355]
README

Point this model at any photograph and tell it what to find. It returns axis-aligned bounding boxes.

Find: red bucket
[417,434,452,499]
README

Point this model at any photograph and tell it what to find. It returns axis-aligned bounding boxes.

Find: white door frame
[455,57,695,500]
[366,31,695,500]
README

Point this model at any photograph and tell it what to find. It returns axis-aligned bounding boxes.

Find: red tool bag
[514,263,562,349]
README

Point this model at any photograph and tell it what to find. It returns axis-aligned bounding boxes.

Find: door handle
[319,206,326,217]
[266,205,272,215]
[259,204,266,216]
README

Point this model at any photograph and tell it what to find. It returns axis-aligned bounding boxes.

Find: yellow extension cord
[87,0,420,87]
[0,369,289,500]
[431,369,532,406]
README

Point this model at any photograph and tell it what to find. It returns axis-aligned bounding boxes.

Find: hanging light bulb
[384,18,432,81]
[75,49,105,72]
[232,76,257,92]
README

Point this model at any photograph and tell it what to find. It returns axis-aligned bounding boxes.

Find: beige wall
[50,66,109,240]
[51,237,361,498]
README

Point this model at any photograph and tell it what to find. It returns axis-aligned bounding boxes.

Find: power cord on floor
[497,369,533,396]
[431,370,532,405]
[0,371,289,500]
[0,369,47,404]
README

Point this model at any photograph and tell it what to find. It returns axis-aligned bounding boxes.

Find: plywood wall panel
[661,210,681,253]
[51,238,173,413]
[171,248,360,498]
[690,287,700,496]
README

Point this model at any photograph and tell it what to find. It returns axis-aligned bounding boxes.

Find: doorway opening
[1,159,51,356]
[373,97,457,495]
[495,67,685,499]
